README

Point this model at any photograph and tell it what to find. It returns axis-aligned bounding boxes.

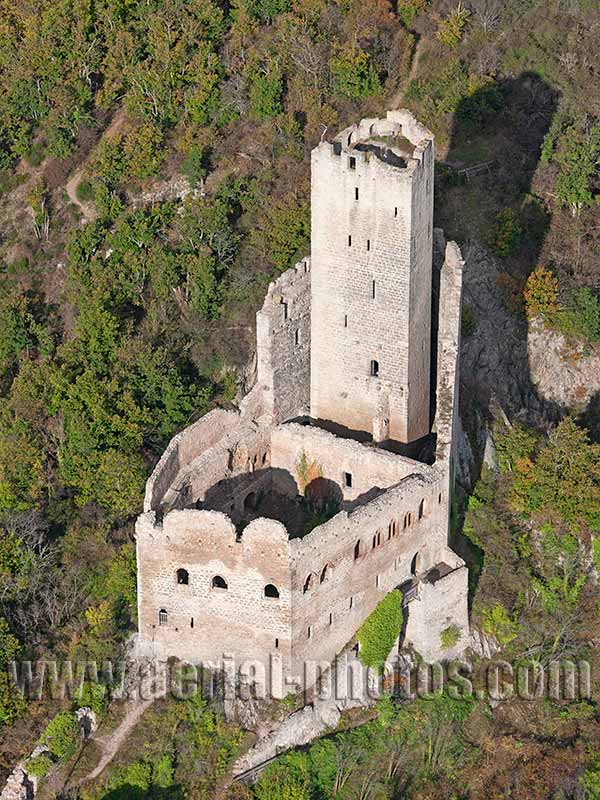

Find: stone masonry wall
[136,510,292,664]
[310,110,434,444]
[256,258,311,424]
[289,470,449,670]
[270,422,425,505]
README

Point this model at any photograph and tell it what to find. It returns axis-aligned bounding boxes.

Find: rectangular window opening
[307,625,313,639]
[370,359,379,378]
[355,187,359,200]
[394,207,398,218]
[349,156,356,170]
[295,329,300,346]
[329,613,333,625]
[372,279,375,299]
[349,596,354,609]
[348,234,352,247]
[190,618,194,628]
[344,471,353,488]
[282,302,288,320]
[367,239,371,251]
[344,314,348,328]
[275,637,279,649]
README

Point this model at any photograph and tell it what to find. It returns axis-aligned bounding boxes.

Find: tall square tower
[309,110,434,444]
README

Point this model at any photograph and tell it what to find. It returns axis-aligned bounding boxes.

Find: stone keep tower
[310,111,434,444]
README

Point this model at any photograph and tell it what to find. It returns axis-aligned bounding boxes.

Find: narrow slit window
[275,637,279,649]
[394,207,398,218]
[348,234,352,247]
[372,280,376,299]
[307,625,313,639]
[295,329,300,346]
[159,609,167,626]
[349,156,356,169]
[344,314,348,328]
[370,360,379,378]
[344,471,353,488]
[349,596,354,609]
[190,617,194,628]
[355,187,359,200]
[329,612,333,625]
[367,239,371,251]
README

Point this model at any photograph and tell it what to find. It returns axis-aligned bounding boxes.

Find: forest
[0,0,599,797]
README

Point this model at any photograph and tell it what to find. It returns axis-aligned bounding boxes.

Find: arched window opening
[404,512,412,529]
[419,498,428,520]
[438,491,443,504]
[303,573,316,593]
[388,521,393,540]
[244,492,257,511]
[320,563,333,583]
[411,552,422,576]
[158,609,167,626]
[212,575,228,590]
[176,568,189,585]
[264,583,280,599]
[354,540,362,560]
[372,535,377,550]
[377,531,382,546]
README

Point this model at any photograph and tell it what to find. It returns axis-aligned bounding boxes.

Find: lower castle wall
[136,510,292,665]
[289,471,449,671]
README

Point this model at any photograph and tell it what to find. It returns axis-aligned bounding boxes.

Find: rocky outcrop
[528,319,600,412]
[460,241,561,424]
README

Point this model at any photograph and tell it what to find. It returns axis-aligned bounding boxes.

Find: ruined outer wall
[270,422,423,504]
[433,235,464,525]
[136,510,292,664]
[288,472,449,669]
[144,409,240,511]
[310,110,434,444]
[256,259,311,424]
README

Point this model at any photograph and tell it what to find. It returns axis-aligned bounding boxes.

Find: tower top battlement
[324,110,434,175]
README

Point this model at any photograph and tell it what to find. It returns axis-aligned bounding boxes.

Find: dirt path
[390,36,424,109]
[65,108,127,221]
[83,697,154,782]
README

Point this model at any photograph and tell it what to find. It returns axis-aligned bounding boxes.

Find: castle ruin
[135,110,469,686]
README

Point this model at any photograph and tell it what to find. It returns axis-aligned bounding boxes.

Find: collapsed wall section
[256,258,311,424]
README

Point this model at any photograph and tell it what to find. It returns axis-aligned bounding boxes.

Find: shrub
[75,180,94,202]
[461,304,477,336]
[494,423,538,473]
[480,602,519,646]
[556,287,600,342]
[437,3,471,48]
[397,0,427,27]
[330,46,381,99]
[357,590,404,668]
[492,208,523,258]
[40,711,79,760]
[26,754,53,779]
[524,266,559,320]
[247,59,284,119]
[24,141,46,168]
[440,625,461,649]
[72,681,107,714]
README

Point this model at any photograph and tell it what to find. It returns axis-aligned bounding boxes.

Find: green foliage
[524,266,560,321]
[555,287,600,342]
[357,590,404,667]
[330,46,381,99]
[263,195,310,273]
[76,180,95,203]
[492,208,523,257]
[461,304,477,336]
[242,0,292,24]
[494,422,539,474]
[396,0,427,27]
[437,3,471,48]
[480,602,519,645]
[553,124,600,216]
[72,681,107,714]
[440,624,461,649]
[247,59,284,119]
[26,754,54,779]
[255,752,311,800]
[40,710,79,761]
